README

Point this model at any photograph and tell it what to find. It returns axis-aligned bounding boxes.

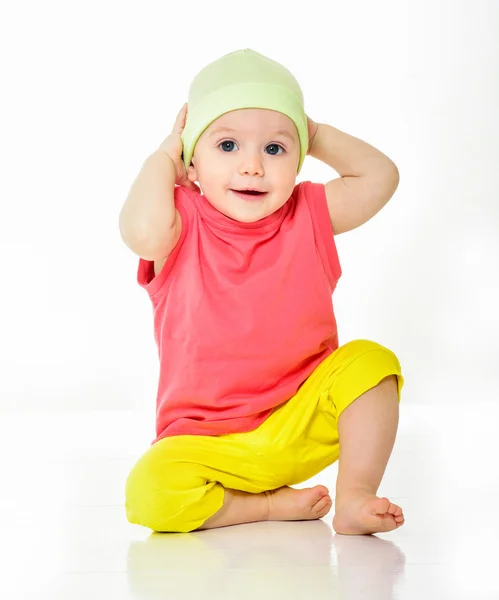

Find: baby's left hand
[306,116,319,155]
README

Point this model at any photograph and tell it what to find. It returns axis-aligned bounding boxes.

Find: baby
[119,49,405,535]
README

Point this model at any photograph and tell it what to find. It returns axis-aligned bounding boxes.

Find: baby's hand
[157,104,200,193]
[306,115,319,155]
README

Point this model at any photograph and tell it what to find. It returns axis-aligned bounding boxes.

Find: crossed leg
[198,375,403,534]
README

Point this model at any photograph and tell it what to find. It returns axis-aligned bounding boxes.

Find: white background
[1,3,499,599]
[1,0,498,415]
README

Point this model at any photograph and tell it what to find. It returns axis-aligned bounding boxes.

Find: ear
[187,159,198,184]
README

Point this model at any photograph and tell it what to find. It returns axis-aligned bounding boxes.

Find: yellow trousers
[125,339,404,533]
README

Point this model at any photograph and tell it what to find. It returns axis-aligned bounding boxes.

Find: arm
[308,121,400,235]
[118,150,181,261]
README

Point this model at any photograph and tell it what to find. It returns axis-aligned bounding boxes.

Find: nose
[238,151,264,176]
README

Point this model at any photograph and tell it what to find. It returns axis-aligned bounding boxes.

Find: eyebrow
[208,126,296,142]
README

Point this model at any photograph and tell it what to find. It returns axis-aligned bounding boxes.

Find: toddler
[119,49,405,534]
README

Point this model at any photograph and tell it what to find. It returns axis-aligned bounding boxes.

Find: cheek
[273,161,298,187]
[199,161,230,187]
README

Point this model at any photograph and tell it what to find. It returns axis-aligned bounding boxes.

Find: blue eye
[218,141,285,155]
[219,140,238,152]
[266,144,284,155]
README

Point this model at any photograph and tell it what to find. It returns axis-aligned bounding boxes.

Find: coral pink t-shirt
[137,181,342,444]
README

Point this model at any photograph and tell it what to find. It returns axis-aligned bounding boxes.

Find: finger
[172,103,188,133]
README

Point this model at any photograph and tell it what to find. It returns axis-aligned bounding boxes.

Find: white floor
[1,404,497,600]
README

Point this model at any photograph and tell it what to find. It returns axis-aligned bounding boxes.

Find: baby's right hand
[157,103,200,193]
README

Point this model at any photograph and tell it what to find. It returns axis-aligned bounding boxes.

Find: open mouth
[231,189,268,199]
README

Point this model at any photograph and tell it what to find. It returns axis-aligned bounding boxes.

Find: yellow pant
[125,339,404,533]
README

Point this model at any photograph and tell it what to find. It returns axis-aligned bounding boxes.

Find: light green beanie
[181,48,308,174]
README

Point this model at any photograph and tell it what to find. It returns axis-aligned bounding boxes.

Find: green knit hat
[181,48,308,173]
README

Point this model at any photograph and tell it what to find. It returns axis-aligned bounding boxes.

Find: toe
[314,495,332,515]
[373,497,390,515]
[382,514,397,529]
[310,486,330,505]
[388,502,402,516]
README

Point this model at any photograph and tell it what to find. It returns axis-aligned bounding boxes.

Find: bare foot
[333,490,405,535]
[264,485,332,521]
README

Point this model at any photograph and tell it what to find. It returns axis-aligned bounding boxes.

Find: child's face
[187,108,300,223]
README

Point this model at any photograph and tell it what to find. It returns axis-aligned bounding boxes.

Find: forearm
[119,150,177,254]
[309,123,398,179]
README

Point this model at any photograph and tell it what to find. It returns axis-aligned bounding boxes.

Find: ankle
[335,483,378,502]
[262,490,271,521]
[198,488,269,530]
[265,488,293,521]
